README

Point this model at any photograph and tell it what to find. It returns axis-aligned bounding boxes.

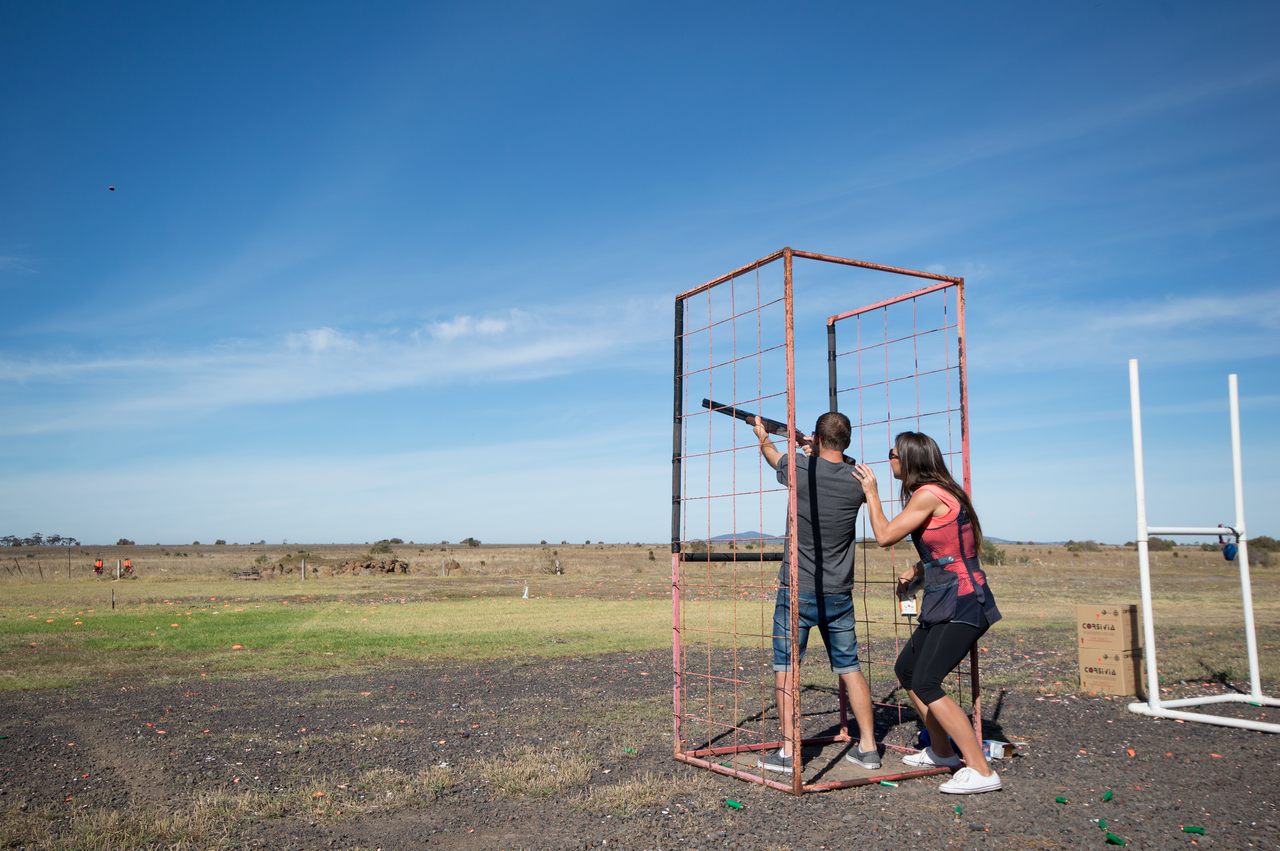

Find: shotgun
[701,398,855,465]
[701,398,794,438]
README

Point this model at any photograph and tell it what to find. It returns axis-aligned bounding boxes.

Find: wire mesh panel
[671,249,798,792]
[826,270,981,757]
[672,248,981,795]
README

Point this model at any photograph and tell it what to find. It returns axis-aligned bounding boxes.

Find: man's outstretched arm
[753,416,787,470]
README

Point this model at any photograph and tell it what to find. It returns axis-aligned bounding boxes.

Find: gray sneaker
[845,745,882,769]
[756,751,794,774]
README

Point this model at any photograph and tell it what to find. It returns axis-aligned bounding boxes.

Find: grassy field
[1,540,1276,692]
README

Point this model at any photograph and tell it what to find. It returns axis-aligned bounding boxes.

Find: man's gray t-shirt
[775,454,866,595]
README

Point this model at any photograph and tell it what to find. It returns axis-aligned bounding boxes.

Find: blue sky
[2,1,1277,546]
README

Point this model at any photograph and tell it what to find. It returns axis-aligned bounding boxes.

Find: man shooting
[754,411,880,774]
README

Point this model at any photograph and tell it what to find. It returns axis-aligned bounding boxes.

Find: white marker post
[1126,360,1280,733]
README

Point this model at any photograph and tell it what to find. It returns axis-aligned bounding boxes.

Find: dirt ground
[1,623,1277,851]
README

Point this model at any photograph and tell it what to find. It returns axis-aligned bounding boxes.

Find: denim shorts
[771,587,861,674]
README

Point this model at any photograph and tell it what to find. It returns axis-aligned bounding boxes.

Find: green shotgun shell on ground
[725,799,743,810]
[1055,796,1070,804]
[1097,819,1108,830]
[1101,790,1114,802]
[878,780,898,787]
[1105,832,1126,845]
[623,747,635,753]
[1183,826,1205,835]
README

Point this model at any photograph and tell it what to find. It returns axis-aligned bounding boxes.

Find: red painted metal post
[782,247,802,795]
[957,278,971,498]
[955,277,981,743]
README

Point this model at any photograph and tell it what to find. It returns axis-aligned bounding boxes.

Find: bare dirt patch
[1,632,1276,850]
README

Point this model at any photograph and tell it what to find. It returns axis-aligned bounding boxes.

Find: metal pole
[956,279,971,497]
[116,559,121,581]
[671,297,685,758]
[1129,360,1162,708]
[827,322,838,413]
[955,278,980,737]
[1228,375,1263,700]
[783,248,801,794]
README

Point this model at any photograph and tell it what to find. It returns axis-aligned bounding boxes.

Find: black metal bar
[828,322,838,413]
[672,298,684,553]
[680,552,783,562]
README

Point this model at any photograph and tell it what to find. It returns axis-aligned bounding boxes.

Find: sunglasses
[888,449,899,461]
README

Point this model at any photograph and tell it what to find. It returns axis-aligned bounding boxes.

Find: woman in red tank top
[853,431,1003,795]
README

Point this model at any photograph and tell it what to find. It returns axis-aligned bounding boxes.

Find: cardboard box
[1078,647,1145,697]
[1076,604,1141,651]
[983,740,1014,760]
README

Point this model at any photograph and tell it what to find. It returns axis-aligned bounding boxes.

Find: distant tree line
[2,533,80,547]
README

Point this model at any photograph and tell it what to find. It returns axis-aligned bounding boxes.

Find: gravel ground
[1,631,1277,850]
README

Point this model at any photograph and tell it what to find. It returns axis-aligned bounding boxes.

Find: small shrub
[980,541,1006,566]
[254,554,269,565]
[370,540,393,554]
[389,537,404,544]
[1147,537,1175,552]
[540,540,547,545]
[116,538,135,546]
[1065,540,1102,553]
[215,540,227,546]
[192,541,200,546]
[648,550,655,561]
[462,537,480,548]
[1251,535,1279,552]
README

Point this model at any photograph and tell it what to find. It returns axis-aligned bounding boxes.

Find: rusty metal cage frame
[671,247,981,795]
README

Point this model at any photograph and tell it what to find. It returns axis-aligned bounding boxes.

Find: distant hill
[709,532,784,542]
[986,537,1066,545]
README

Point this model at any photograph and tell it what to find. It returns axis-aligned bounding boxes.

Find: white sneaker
[902,746,961,768]
[938,767,1002,794]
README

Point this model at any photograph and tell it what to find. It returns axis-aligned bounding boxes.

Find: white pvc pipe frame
[1128,359,1280,733]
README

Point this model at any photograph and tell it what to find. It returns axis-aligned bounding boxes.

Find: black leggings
[894,618,989,705]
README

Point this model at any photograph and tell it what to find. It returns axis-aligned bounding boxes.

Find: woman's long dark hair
[894,431,983,550]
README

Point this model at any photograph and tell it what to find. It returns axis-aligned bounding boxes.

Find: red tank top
[914,484,981,596]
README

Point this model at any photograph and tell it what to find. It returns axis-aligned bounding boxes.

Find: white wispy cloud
[0,424,672,545]
[0,254,38,275]
[0,300,666,436]
[970,287,1280,373]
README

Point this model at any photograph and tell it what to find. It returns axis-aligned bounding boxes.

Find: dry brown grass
[475,744,597,796]
[2,540,1275,692]
[0,788,285,851]
[572,769,722,816]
